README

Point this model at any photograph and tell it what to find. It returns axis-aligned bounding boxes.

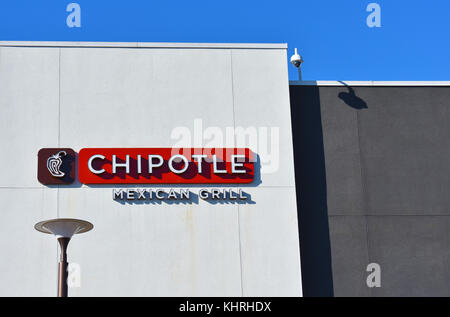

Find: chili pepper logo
[47,151,67,177]
[38,148,75,185]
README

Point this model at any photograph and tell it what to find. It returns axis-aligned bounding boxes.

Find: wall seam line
[230,49,244,297]
[56,47,62,287]
[355,107,372,296]
[56,48,61,218]
[0,185,296,189]
[57,48,61,219]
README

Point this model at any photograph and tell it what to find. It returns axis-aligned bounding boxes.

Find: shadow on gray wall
[289,85,334,297]
[337,81,368,110]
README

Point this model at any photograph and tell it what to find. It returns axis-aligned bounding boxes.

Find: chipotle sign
[38,148,254,185]
[37,148,76,185]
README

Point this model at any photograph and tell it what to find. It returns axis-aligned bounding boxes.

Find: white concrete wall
[0,42,301,296]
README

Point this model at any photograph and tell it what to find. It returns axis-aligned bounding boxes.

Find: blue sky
[0,0,449,80]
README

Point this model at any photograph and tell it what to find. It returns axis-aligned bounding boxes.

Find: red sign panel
[78,148,254,184]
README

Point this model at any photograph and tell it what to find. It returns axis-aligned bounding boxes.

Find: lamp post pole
[57,237,71,297]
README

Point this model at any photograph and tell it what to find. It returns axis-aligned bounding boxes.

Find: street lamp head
[34,218,93,297]
[34,218,93,238]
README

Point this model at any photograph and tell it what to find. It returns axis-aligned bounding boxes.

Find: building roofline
[0,41,287,49]
[290,80,450,87]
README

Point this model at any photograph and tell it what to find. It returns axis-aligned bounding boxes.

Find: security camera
[290,48,303,68]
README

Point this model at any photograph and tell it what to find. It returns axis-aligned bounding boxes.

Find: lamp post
[34,218,93,297]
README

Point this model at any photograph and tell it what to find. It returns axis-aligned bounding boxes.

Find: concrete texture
[59,48,235,147]
[58,187,242,296]
[368,216,450,297]
[318,87,365,215]
[0,189,57,296]
[0,42,301,296]
[328,216,370,297]
[0,47,59,187]
[357,87,450,215]
[231,49,296,186]
[238,187,302,296]
[0,41,287,49]
[290,84,450,296]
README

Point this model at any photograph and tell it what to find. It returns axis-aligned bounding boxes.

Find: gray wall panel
[356,87,450,214]
[368,216,450,297]
[328,216,371,297]
[290,84,450,297]
[318,87,365,215]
